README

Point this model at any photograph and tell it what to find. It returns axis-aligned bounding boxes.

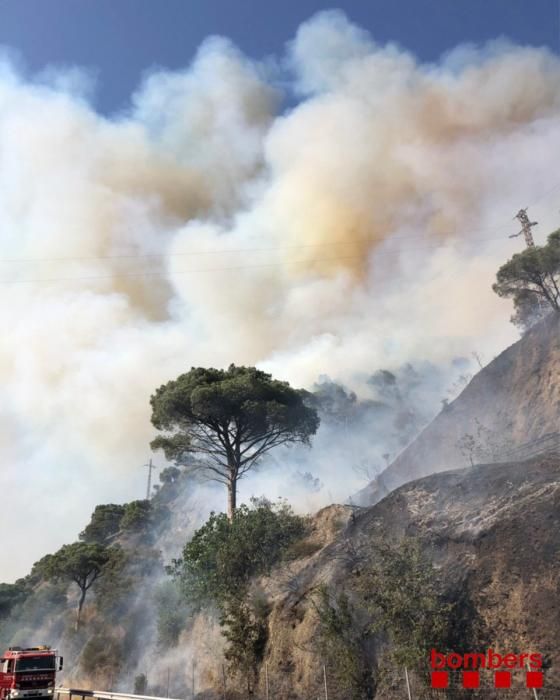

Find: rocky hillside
[358,312,560,505]
[232,454,560,699]
[2,452,558,699]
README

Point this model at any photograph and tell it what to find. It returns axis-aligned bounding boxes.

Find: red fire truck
[0,647,63,700]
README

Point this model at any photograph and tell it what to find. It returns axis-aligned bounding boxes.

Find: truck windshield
[15,658,55,672]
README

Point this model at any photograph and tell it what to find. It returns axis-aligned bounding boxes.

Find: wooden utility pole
[525,660,539,700]
[404,667,412,700]
[323,664,329,700]
[144,458,156,500]
[265,662,269,700]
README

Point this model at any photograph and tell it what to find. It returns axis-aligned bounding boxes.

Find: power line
[0,236,511,285]
[1,173,559,280]
[1,179,557,266]
[0,227,506,264]
[525,179,560,209]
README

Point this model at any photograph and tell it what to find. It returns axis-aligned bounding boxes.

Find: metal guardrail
[55,689,184,700]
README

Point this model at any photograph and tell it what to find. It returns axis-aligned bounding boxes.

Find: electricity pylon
[510,208,537,248]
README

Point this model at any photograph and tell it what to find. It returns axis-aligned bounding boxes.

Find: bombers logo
[430,649,544,690]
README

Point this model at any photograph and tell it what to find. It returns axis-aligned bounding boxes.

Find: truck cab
[0,647,63,700]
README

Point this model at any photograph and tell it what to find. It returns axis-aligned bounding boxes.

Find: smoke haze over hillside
[2,10,560,580]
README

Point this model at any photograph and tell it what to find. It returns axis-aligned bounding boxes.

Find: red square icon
[526,672,543,689]
[431,671,449,689]
[462,671,480,688]
[495,671,511,688]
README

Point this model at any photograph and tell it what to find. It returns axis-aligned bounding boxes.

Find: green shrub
[170,499,305,607]
[120,500,170,536]
[220,593,270,695]
[360,538,452,671]
[0,580,30,620]
[80,634,123,678]
[169,499,304,690]
[314,586,374,700]
[121,501,153,532]
[79,504,126,543]
[91,546,129,614]
[134,674,148,695]
[155,581,189,648]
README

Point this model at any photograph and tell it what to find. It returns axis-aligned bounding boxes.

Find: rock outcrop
[249,455,560,699]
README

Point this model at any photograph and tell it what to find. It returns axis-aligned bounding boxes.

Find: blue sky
[0,0,559,114]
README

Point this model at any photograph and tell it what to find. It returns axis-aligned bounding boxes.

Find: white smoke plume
[2,10,560,581]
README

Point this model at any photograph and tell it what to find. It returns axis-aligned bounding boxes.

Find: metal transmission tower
[144,458,156,500]
[509,207,548,317]
[510,208,538,248]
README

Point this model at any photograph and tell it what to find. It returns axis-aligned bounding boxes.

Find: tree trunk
[227,478,237,521]
[76,586,87,631]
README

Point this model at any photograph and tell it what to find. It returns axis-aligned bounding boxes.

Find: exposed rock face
[251,456,560,699]
[357,313,560,505]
